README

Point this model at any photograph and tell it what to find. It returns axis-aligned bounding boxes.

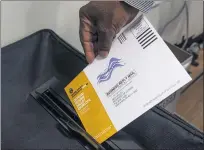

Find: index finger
[79,17,95,63]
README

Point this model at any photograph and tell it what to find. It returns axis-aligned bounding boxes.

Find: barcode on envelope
[118,33,127,44]
[136,28,157,49]
[131,16,158,49]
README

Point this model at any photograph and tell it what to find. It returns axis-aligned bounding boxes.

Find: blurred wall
[1,1,203,53]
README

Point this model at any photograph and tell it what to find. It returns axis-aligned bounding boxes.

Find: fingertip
[86,52,95,64]
[87,57,94,64]
[99,51,109,58]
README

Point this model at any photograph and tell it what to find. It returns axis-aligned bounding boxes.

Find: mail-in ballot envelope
[65,15,191,143]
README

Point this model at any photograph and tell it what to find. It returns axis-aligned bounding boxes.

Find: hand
[79,1,138,63]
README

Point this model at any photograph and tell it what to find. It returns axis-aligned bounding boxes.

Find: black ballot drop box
[2,29,203,149]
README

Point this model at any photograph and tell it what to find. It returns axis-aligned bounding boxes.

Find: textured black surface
[1,30,86,149]
[123,107,204,149]
[2,29,203,149]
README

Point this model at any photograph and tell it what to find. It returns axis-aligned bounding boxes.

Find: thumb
[97,29,115,58]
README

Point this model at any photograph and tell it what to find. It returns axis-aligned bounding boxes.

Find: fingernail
[99,51,109,58]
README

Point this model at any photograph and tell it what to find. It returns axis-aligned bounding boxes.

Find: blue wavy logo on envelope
[97,57,124,84]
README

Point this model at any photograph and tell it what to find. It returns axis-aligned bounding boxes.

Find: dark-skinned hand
[79,1,139,63]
